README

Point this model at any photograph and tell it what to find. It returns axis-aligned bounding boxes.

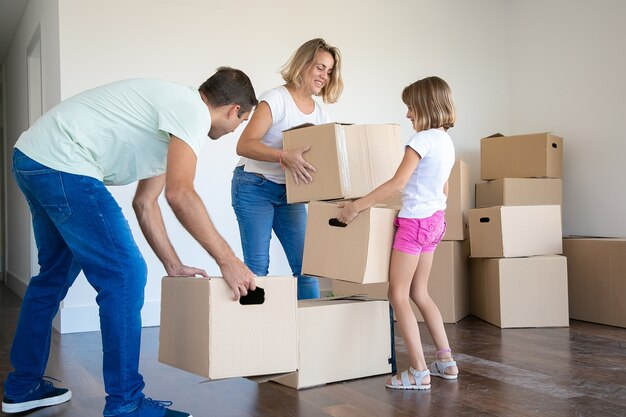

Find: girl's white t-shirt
[399,128,456,219]
[238,85,329,184]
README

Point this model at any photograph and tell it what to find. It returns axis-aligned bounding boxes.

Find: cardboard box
[302,201,399,284]
[469,205,562,258]
[475,178,562,208]
[332,241,470,323]
[443,159,470,240]
[159,276,297,379]
[283,123,403,203]
[332,280,388,299]
[272,297,392,389]
[469,255,569,328]
[562,237,626,328]
[480,132,563,180]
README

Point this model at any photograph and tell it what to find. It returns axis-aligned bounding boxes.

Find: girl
[232,38,343,299]
[337,76,458,389]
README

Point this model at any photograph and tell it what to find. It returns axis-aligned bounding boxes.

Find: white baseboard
[5,272,27,298]
[53,300,162,334]
[6,273,161,334]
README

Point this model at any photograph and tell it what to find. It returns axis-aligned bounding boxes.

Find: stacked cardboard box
[469,132,569,328]
[562,237,626,328]
[283,123,404,204]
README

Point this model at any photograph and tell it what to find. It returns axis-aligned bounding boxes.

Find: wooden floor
[1,282,625,417]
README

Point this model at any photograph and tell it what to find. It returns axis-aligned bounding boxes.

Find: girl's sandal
[430,348,458,380]
[385,367,431,390]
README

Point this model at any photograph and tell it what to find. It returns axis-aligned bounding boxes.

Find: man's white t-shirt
[239,85,329,184]
[399,128,455,219]
[15,79,211,186]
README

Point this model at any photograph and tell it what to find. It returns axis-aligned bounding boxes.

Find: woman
[231,38,343,299]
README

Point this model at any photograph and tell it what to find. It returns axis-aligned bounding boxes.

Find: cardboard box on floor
[469,255,569,328]
[302,201,399,284]
[443,159,470,241]
[332,240,470,323]
[283,123,403,204]
[159,276,297,379]
[475,178,562,208]
[469,205,563,258]
[480,132,563,180]
[562,237,626,328]
[271,296,392,389]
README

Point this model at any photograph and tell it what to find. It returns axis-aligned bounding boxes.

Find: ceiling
[0,0,29,64]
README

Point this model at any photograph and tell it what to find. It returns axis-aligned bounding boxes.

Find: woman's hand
[281,147,316,185]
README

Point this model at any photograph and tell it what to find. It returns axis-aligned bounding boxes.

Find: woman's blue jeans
[7,149,146,416]
[231,166,319,299]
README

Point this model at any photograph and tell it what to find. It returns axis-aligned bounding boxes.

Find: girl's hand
[281,147,316,185]
[337,201,359,224]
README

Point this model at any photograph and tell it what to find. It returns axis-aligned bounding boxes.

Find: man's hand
[281,147,316,185]
[219,256,256,301]
[165,264,209,278]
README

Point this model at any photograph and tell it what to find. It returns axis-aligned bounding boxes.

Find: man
[2,67,258,417]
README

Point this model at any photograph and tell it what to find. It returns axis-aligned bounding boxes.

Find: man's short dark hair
[199,67,258,117]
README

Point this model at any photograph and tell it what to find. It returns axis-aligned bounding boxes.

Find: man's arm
[133,174,208,278]
[163,135,255,300]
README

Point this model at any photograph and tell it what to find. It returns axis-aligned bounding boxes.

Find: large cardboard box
[469,205,562,258]
[159,276,297,379]
[480,132,563,180]
[302,201,399,284]
[469,256,569,328]
[283,123,403,203]
[562,237,626,328]
[331,240,470,323]
[475,178,562,208]
[443,159,470,241]
[272,297,392,389]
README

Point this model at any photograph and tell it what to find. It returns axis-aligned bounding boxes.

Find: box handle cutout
[552,143,558,149]
[479,217,491,223]
[329,218,348,228]
[239,286,265,305]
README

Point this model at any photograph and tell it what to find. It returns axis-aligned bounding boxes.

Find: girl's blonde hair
[402,76,456,132]
[280,38,343,104]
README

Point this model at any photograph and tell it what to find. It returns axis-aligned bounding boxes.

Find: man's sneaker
[116,398,192,417]
[2,380,72,413]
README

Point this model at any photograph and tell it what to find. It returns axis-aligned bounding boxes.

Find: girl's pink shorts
[393,210,446,255]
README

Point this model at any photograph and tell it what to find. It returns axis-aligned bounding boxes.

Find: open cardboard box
[271,296,393,389]
[159,276,298,380]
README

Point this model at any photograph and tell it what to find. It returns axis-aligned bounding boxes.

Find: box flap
[283,122,354,132]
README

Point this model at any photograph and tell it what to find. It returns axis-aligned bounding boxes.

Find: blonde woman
[338,76,459,389]
[232,38,343,299]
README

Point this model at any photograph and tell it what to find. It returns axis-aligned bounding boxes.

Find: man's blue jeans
[7,149,146,416]
[231,166,319,299]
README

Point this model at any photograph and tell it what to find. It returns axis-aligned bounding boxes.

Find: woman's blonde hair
[280,38,343,104]
[402,76,456,132]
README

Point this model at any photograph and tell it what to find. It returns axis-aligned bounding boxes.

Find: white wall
[3,0,60,295]
[508,0,626,237]
[5,0,623,332]
[48,0,511,331]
